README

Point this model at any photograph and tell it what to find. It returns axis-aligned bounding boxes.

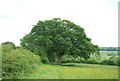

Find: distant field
[100,51,118,55]
[26,63,118,79]
[99,51,118,60]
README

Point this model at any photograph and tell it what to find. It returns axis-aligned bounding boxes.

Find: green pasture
[26,63,118,79]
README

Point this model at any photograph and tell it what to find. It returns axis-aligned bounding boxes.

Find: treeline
[100,47,118,51]
[62,55,120,66]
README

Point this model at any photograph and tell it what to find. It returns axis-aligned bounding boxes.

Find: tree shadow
[61,63,89,68]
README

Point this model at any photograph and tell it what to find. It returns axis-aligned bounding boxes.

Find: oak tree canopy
[20,18,99,65]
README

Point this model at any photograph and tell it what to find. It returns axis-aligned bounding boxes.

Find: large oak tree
[20,18,99,65]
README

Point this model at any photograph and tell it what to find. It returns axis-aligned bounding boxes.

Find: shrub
[117,57,120,66]
[62,55,75,63]
[41,56,50,64]
[1,41,16,49]
[62,55,87,63]
[2,44,14,53]
[2,45,41,79]
[79,58,87,63]
[100,59,116,65]
[87,59,99,64]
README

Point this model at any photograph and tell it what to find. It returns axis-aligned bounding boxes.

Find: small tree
[20,18,99,65]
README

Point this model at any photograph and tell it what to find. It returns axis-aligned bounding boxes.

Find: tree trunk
[57,55,62,65]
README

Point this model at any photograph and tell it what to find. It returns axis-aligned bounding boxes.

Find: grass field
[26,63,118,79]
[100,51,118,56]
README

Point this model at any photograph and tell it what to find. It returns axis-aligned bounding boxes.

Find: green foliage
[2,44,14,54]
[117,57,120,66]
[0,45,2,79]
[62,51,119,66]
[41,56,50,64]
[79,58,87,63]
[100,59,116,65]
[20,18,99,65]
[87,59,99,64]
[62,55,87,63]
[2,44,41,79]
[99,51,118,66]
[62,55,76,63]
[2,41,16,49]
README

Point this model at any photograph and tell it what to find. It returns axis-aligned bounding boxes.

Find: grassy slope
[26,63,118,79]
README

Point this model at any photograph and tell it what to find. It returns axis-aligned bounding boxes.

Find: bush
[41,56,50,64]
[62,55,76,63]
[87,59,99,64]
[100,59,116,65]
[62,55,88,63]
[78,58,87,63]
[2,44,41,79]
[117,57,120,66]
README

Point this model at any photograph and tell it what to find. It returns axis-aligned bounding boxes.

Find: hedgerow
[2,44,41,79]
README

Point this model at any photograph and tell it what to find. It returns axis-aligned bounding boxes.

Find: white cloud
[0,0,118,47]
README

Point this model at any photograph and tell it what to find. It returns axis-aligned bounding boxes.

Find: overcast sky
[0,0,119,47]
